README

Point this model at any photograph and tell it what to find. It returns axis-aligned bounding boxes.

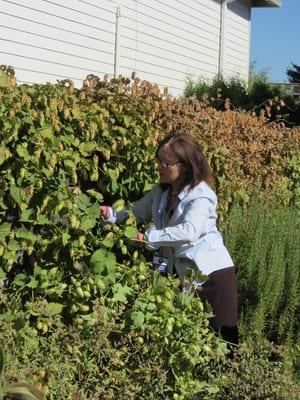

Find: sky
[250,0,300,83]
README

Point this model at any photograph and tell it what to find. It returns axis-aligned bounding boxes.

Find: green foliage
[1,66,300,397]
[0,269,227,399]
[1,307,299,399]
[287,63,300,83]
[214,338,300,400]
[248,71,282,106]
[223,200,300,345]
[0,71,159,324]
[1,65,300,224]
[286,149,300,209]
[184,72,299,125]
[0,348,44,400]
[184,75,248,110]
[0,66,234,398]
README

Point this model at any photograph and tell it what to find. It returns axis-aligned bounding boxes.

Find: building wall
[118,0,221,93]
[0,0,117,86]
[223,0,251,82]
[0,0,252,96]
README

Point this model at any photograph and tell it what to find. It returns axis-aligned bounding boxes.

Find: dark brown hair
[157,132,214,190]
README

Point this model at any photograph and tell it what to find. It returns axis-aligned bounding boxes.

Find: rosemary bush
[224,199,300,345]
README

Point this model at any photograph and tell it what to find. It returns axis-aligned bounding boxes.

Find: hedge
[1,66,300,398]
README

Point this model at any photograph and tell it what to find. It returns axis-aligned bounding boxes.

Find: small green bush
[184,72,300,125]
[184,75,249,110]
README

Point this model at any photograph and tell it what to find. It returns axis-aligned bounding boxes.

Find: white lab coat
[107,181,233,277]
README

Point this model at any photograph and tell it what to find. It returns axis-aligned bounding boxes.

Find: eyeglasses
[157,159,183,168]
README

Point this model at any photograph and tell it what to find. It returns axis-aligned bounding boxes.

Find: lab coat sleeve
[105,186,156,225]
[131,186,156,224]
[144,197,212,246]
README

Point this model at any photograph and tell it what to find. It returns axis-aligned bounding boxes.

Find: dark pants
[197,266,239,345]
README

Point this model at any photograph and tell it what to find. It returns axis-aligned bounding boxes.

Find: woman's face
[157,144,186,186]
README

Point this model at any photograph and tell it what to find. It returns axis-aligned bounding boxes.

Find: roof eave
[251,0,281,7]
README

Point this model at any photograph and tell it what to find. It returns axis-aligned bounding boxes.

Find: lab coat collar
[177,185,191,200]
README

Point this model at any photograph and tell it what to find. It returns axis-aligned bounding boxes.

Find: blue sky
[250,0,300,83]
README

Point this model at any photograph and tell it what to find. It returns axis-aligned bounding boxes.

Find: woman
[101,132,238,344]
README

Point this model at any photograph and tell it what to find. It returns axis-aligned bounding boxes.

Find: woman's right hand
[100,205,111,219]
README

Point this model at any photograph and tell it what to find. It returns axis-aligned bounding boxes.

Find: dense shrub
[214,338,300,400]
[2,290,299,400]
[78,73,300,217]
[1,67,300,397]
[2,66,300,220]
[0,66,230,399]
[0,271,227,400]
[1,67,300,332]
[1,297,299,399]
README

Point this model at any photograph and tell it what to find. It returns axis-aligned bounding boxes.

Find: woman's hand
[130,231,146,248]
[135,232,144,241]
[100,206,111,219]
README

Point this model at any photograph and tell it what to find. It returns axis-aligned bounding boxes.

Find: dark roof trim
[251,0,281,7]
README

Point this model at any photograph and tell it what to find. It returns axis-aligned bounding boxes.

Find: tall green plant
[223,200,300,344]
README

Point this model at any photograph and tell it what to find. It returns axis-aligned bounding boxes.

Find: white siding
[223,0,251,81]
[0,0,253,96]
[119,0,221,93]
[0,0,117,86]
